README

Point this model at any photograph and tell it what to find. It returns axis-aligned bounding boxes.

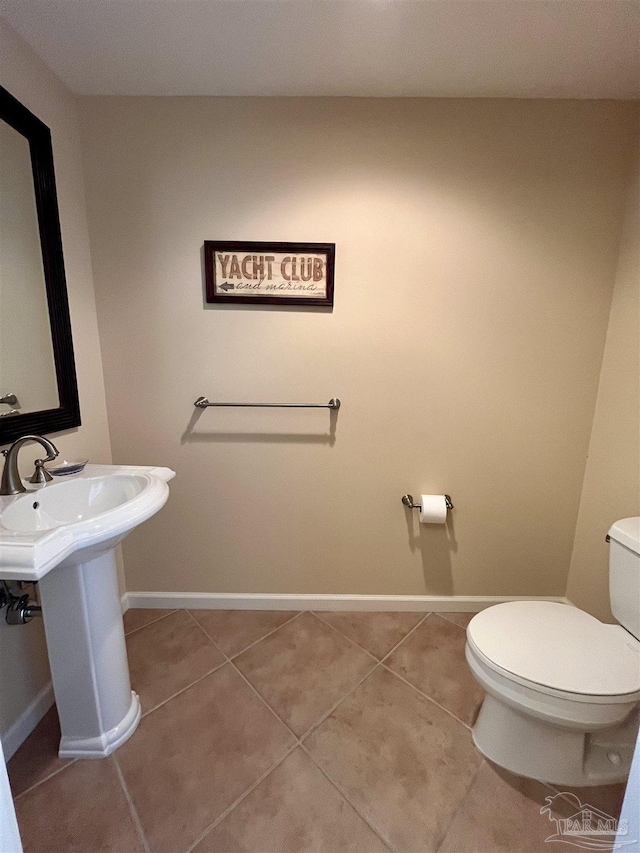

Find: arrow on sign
[219,281,235,291]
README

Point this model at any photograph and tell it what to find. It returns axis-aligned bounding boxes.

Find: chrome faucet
[0,435,59,496]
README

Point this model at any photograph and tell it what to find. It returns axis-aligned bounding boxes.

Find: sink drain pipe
[0,580,42,624]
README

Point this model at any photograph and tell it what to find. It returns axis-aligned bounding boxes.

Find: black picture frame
[0,86,81,444]
[204,241,335,307]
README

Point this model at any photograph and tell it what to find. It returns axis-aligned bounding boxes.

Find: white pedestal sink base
[1,464,175,758]
[58,692,140,759]
[39,548,140,759]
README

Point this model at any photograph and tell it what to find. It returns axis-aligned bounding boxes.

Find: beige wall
[79,97,637,598]
[0,20,112,742]
[566,161,640,621]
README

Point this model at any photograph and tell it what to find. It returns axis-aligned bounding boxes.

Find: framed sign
[204,241,335,307]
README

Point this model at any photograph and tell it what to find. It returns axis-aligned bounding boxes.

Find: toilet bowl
[465,517,640,787]
[466,601,640,785]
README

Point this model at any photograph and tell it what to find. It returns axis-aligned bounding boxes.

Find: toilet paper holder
[402,494,454,511]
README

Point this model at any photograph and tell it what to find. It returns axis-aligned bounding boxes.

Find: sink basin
[0,463,175,759]
[1,474,151,533]
[0,464,174,580]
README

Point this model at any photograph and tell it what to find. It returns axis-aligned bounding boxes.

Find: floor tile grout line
[296,614,432,742]
[140,660,229,719]
[124,609,179,638]
[435,612,471,632]
[229,614,390,744]
[434,757,486,853]
[310,610,381,660]
[228,659,302,743]
[300,611,472,742]
[307,612,481,853]
[133,612,300,851]
[187,608,304,662]
[182,741,299,853]
[435,755,486,853]
[316,610,433,679]
[544,781,574,805]
[378,612,432,665]
[229,612,382,745]
[227,611,305,661]
[113,754,151,853]
[141,609,437,741]
[184,609,231,660]
[298,660,381,742]
[298,742,398,853]
[307,611,381,665]
[378,661,473,732]
[296,612,449,744]
[12,757,79,802]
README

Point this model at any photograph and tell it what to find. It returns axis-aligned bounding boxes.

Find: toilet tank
[609,517,640,640]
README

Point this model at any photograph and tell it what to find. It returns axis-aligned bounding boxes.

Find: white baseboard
[1,682,54,762]
[123,591,570,613]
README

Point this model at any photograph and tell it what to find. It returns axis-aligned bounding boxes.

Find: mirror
[0,86,80,444]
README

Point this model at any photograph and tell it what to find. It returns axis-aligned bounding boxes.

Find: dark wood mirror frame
[0,85,81,445]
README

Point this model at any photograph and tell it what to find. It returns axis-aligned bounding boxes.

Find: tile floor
[8,609,627,853]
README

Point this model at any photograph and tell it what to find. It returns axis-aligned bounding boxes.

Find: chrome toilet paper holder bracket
[401,494,454,511]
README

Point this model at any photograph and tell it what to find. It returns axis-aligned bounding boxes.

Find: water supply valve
[0,580,42,624]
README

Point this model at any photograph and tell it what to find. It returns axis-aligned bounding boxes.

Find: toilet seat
[467,601,640,701]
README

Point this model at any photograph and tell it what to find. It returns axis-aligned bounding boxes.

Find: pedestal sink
[0,464,175,758]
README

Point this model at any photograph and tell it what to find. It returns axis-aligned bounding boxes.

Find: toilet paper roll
[418,494,448,524]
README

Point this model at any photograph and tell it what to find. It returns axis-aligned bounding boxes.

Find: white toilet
[466,517,640,787]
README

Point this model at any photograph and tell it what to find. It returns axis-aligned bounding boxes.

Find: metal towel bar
[194,396,341,410]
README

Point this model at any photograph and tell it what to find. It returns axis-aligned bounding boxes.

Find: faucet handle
[28,459,54,485]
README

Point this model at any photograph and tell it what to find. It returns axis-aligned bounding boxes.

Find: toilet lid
[467,601,640,696]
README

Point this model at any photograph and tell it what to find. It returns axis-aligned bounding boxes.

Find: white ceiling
[1,1,638,99]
